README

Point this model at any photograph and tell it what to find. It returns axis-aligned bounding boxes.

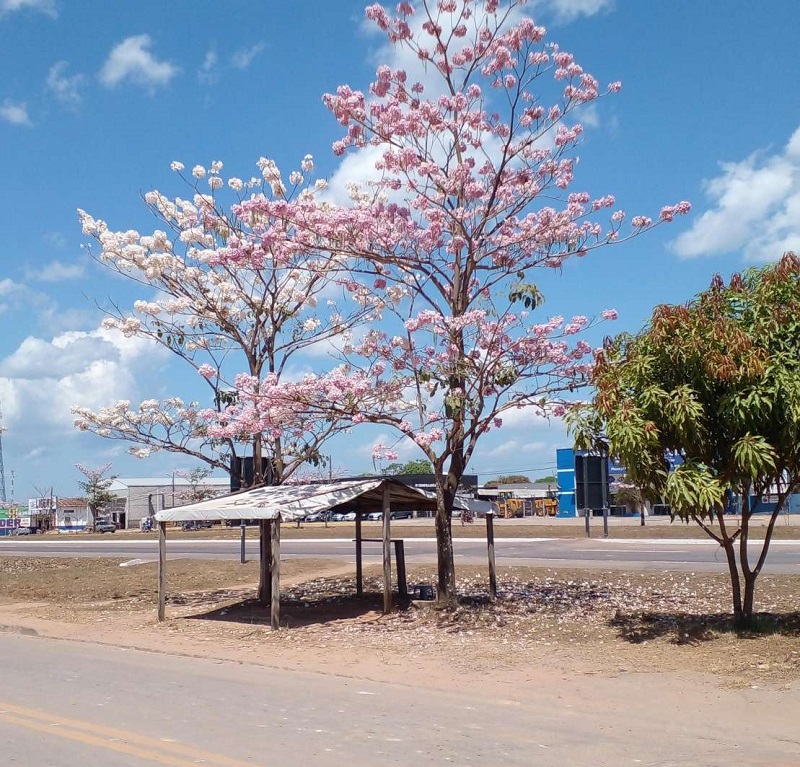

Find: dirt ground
[0,555,798,695]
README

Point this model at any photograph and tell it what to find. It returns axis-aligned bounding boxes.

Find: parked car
[366,511,383,522]
[94,520,117,533]
[181,521,214,531]
[390,511,413,520]
[11,526,33,536]
[330,512,347,522]
[342,512,357,521]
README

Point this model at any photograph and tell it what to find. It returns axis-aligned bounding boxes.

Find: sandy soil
[1,556,798,700]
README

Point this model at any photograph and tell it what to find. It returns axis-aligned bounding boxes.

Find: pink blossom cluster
[75,1,692,501]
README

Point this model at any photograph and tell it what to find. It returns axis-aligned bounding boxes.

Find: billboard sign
[28,497,56,514]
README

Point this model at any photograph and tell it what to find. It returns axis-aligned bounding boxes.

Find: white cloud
[672,126,800,262]
[231,42,264,70]
[532,0,613,23]
[99,35,178,90]
[475,438,548,460]
[0,0,56,18]
[43,232,67,248]
[0,324,166,435]
[198,49,219,85]
[46,61,84,107]
[0,278,33,314]
[0,99,31,125]
[35,260,87,282]
[493,405,551,431]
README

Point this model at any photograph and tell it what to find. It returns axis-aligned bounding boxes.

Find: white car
[366,512,383,521]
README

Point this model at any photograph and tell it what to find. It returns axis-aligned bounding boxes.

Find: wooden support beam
[394,540,407,599]
[486,511,497,601]
[355,512,363,597]
[382,484,392,614]
[270,517,281,630]
[258,520,271,605]
[157,521,167,621]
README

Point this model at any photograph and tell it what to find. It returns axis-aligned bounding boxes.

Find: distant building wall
[556,448,576,516]
[108,478,230,529]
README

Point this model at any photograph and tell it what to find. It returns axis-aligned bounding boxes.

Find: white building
[108,476,231,529]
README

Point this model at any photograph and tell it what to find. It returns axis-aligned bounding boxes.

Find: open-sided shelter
[153,478,440,629]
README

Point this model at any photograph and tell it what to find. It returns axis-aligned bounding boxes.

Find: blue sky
[1,0,799,502]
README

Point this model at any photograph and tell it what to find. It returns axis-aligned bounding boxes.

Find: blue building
[555,448,624,517]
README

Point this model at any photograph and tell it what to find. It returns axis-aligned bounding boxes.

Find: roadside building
[107,476,230,530]
[0,504,26,536]
[55,497,90,533]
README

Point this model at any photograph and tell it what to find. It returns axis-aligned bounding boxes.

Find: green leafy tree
[534,475,557,484]
[383,459,434,475]
[484,475,532,489]
[75,463,117,526]
[570,254,800,627]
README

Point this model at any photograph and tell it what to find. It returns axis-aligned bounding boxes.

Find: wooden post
[394,540,407,599]
[601,453,609,538]
[270,517,281,630]
[355,512,363,597]
[382,484,392,614]
[258,520,271,605]
[486,511,497,601]
[157,521,167,621]
[240,522,247,564]
[582,454,591,538]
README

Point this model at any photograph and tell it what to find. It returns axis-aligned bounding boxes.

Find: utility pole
[0,403,7,503]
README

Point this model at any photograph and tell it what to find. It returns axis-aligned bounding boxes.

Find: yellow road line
[0,702,264,767]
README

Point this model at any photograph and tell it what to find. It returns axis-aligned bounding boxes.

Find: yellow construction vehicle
[534,497,558,517]
[492,496,525,518]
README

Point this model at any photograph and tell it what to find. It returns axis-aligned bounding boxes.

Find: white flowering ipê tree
[266,0,689,601]
[75,463,117,527]
[74,155,379,487]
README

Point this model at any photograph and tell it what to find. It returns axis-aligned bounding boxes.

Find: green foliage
[508,281,543,310]
[535,475,557,483]
[571,253,800,623]
[574,254,800,516]
[383,459,434,475]
[484,475,531,488]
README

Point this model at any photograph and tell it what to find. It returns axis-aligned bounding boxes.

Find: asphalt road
[1,536,799,573]
[2,632,798,766]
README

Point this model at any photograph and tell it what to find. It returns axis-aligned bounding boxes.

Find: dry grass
[1,556,798,688]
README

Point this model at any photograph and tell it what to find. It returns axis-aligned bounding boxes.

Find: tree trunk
[721,538,743,625]
[741,572,757,626]
[434,487,455,604]
[639,503,645,527]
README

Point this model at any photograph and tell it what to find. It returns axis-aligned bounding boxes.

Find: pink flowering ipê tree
[276,0,690,601]
[74,155,380,488]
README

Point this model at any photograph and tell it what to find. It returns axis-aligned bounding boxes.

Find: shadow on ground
[183,592,399,628]
[610,610,800,645]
